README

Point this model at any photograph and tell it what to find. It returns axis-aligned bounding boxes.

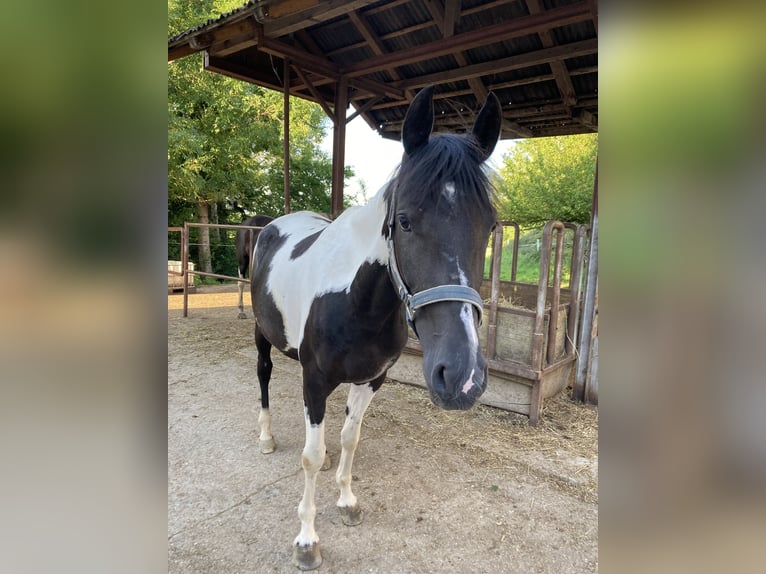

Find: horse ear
[402,85,435,156]
[471,92,502,162]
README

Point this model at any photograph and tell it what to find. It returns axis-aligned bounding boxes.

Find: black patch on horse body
[290,229,324,260]
[299,261,407,425]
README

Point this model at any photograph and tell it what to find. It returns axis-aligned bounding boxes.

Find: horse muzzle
[421,340,488,410]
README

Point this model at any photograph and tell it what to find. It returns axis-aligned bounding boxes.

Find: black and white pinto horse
[235,215,274,319]
[250,85,501,570]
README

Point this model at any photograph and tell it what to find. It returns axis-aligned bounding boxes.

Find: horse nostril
[431,364,448,394]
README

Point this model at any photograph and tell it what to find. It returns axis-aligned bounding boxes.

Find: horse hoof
[293,542,322,570]
[260,438,276,454]
[321,452,331,471]
[338,504,364,526]
[237,312,247,320]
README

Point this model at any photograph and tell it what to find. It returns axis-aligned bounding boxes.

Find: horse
[235,215,274,319]
[249,85,501,570]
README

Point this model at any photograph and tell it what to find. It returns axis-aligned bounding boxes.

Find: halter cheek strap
[385,192,484,333]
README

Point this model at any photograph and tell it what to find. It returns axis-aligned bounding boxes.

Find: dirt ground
[168,285,598,573]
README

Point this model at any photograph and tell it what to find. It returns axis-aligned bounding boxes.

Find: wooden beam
[325,21,433,57]
[209,31,259,58]
[267,0,321,20]
[528,123,594,137]
[258,34,340,79]
[569,65,597,76]
[194,18,257,48]
[422,0,487,109]
[291,64,335,122]
[204,54,282,91]
[348,10,385,56]
[171,17,259,60]
[263,0,381,37]
[347,9,413,100]
[331,77,349,218]
[258,35,405,100]
[443,0,461,37]
[341,3,592,77]
[501,120,533,138]
[283,57,292,214]
[325,0,515,57]
[576,109,597,129]
[346,96,382,123]
[394,38,597,90]
[168,44,197,62]
[527,0,578,107]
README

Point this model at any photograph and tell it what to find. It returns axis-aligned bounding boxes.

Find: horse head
[387,86,501,410]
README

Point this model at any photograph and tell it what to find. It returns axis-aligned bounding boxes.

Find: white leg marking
[295,409,326,547]
[258,408,272,442]
[237,270,245,314]
[336,383,376,509]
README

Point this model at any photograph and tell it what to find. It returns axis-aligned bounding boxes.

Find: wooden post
[574,159,598,402]
[283,58,291,214]
[331,77,348,218]
[182,222,189,318]
[486,225,503,361]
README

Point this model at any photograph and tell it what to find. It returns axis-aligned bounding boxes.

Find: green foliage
[495,134,597,226]
[483,226,577,286]
[168,0,348,222]
[168,0,356,277]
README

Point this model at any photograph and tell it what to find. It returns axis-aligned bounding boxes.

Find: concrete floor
[168,300,597,573]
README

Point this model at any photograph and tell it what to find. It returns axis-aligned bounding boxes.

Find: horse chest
[300,289,407,383]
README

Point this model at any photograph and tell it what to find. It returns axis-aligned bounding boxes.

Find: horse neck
[332,185,403,311]
[332,185,390,259]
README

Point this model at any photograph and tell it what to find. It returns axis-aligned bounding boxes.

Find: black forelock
[385,133,496,218]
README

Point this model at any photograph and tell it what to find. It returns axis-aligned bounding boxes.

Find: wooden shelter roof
[168,0,598,141]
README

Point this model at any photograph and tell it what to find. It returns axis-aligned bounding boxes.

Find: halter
[385,187,485,334]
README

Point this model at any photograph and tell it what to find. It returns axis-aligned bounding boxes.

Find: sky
[320,113,517,205]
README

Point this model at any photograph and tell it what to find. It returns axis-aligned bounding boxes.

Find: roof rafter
[394,38,597,91]
[527,0,578,107]
[341,3,592,77]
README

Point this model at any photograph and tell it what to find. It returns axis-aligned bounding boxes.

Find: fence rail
[169,222,269,317]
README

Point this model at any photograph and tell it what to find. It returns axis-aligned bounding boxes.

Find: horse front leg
[293,388,328,570]
[336,375,383,526]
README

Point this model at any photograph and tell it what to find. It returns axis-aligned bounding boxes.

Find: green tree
[495,134,598,227]
[168,0,347,273]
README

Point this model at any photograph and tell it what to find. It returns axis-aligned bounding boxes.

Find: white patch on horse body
[295,408,326,547]
[443,181,456,203]
[265,188,389,350]
[336,383,376,509]
[462,369,476,394]
[457,263,479,350]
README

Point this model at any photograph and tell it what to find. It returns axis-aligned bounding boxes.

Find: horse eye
[397,214,412,232]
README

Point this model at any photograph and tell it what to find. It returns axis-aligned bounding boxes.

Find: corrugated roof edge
[168,1,256,45]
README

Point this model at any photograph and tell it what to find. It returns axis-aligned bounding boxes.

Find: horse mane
[385,132,496,217]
